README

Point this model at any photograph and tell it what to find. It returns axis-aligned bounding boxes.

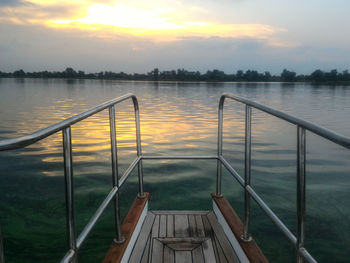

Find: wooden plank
[201,214,213,237]
[103,193,149,263]
[202,238,217,263]
[152,210,209,215]
[174,215,189,237]
[214,235,228,263]
[128,213,155,263]
[201,215,221,262]
[151,238,163,263]
[152,215,160,237]
[157,237,205,251]
[159,215,167,238]
[175,251,192,263]
[149,215,161,263]
[188,215,197,237]
[212,193,269,263]
[164,245,174,263]
[192,246,204,263]
[140,234,151,263]
[167,215,174,237]
[213,201,249,263]
[210,236,220,263]
[206,212,240,263]
[195,215,205,238]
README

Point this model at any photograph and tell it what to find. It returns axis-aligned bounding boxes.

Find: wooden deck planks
[140,235,151,263]
[188,215,197,237]
[202,238,217,263]
[175,251,192,263]
[207,212,240,263]
[128,213,155,263]
[152,238,164,263]
[195,215,205,238]
[126,210,241,263]
[212,194,269,263]
[152,210,209,215]
[159,215,167,238]
[103,193,149,263]
[192,246,204,263]
[174,214,189,238]
[214,235,228,263]
[163,245,175,263]
[167,215,174,238]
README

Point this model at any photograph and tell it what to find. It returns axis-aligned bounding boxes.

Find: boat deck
[0,92,337,263]
[128,210,240,263]
[103,194,268,263]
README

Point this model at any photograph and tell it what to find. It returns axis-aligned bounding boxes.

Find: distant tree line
[1,67,350,83]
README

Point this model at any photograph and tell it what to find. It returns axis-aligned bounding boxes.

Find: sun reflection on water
[1,80,350,263]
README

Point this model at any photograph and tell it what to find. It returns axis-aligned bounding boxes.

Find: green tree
[64,67,77,78]
[281,69,296,81]
[153,68,159,81]
[13,69,26,77]
[310,69,324,82]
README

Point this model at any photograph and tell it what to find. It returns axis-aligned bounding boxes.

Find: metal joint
[240,234,252,243]
[113,236,126,244]
[137,193,147,199]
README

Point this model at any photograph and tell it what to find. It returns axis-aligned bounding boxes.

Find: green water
[0,78,349,262]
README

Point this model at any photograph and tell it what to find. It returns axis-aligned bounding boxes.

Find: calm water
[0,78,349,262]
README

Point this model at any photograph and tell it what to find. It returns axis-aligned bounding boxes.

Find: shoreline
[1,77,350,85]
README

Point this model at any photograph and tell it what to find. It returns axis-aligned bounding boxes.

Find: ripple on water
[0,79,350,263]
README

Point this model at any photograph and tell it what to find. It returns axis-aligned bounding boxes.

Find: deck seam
[137,213,155,263]
[126,210,245,263]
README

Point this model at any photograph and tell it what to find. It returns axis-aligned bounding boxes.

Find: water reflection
[0,79,350,263]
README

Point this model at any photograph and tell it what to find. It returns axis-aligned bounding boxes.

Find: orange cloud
[0,1,297,47]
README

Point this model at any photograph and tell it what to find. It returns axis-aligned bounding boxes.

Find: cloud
[0,0,29,7]
[2,22,348,74]
[0,0,292,47]
[0,0,85,24]
[46,3,287,44]
[1,1,348,73]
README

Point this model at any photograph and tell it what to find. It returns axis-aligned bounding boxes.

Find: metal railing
[216,93,350,263]
[0,93,144,263]
[1,93,350,263]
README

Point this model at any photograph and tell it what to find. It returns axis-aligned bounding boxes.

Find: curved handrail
[0,92,347,263]
[219,93,350,149]
[0,93,144,263]
[0,93,140,151]
[216,93,350,263]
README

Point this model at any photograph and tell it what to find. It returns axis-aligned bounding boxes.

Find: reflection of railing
[0,93,144,263]
[1,93,350,263]
[216,93,350,263]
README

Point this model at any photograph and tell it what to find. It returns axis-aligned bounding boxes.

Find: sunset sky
[0,0,349,73]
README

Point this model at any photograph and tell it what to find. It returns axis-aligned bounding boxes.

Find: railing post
[242,105,252,242]
[297,126,306,263]
[133,97,145,198]
[216,96,225,196]
[0,224,4,263]
[109,106,125,244]
[63,126,77,262]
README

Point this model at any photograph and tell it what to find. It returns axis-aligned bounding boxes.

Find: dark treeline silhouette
[1,67,350,83]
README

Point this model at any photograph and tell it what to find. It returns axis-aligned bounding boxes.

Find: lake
[0,78,349,262]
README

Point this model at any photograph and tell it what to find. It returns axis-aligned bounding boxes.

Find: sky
[0,0,349,74]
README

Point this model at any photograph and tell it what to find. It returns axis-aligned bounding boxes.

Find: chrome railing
[0,93,144,263]
[216,93,350,263]
[1,93,349,263]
